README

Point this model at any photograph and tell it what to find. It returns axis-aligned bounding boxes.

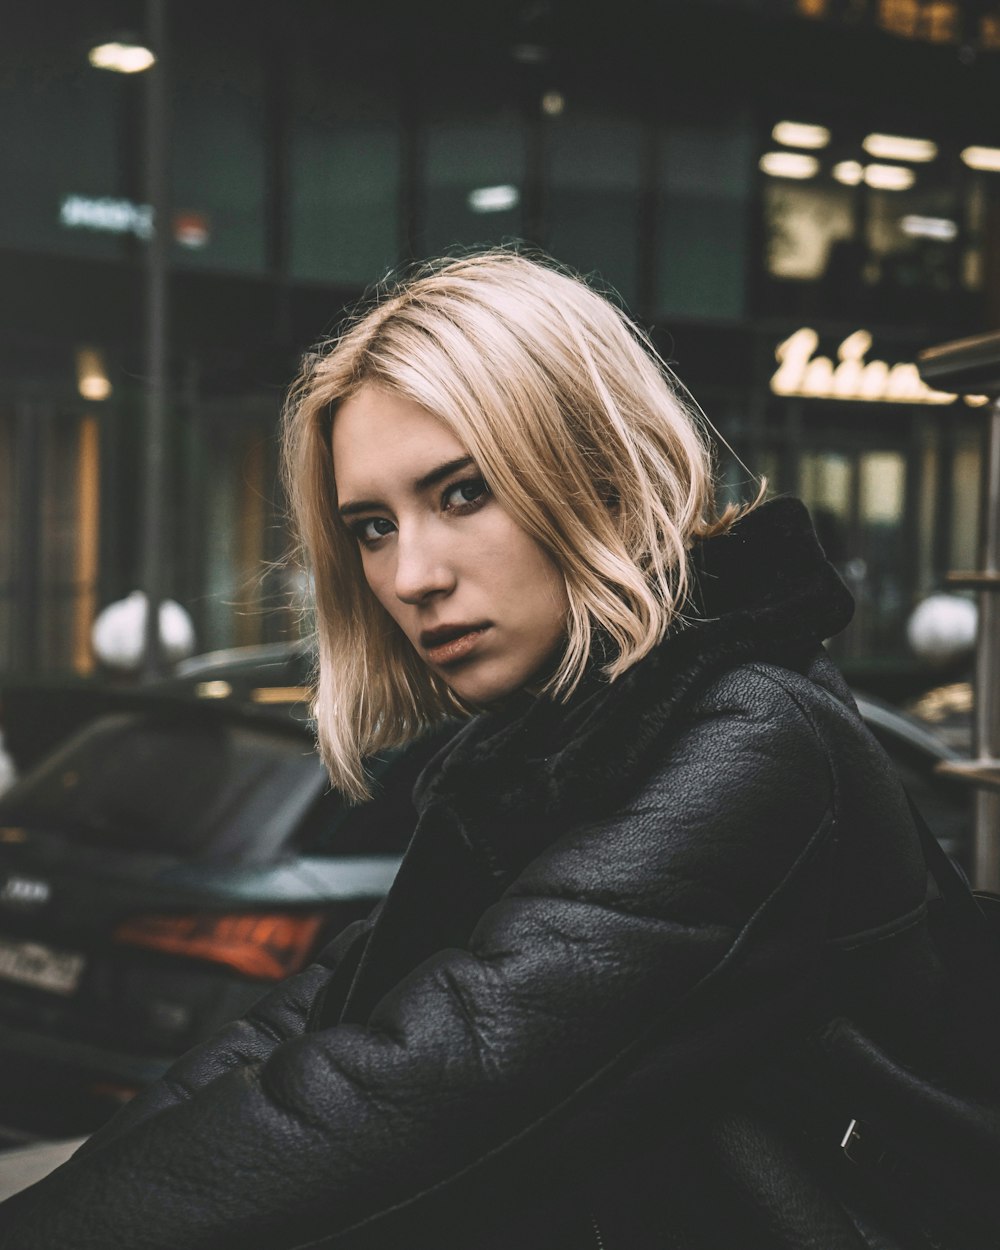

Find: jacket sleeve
[72,911,378,1159]
[0,676,838,1250]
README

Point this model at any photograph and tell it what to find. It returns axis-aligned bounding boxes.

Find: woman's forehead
[331,385,471,499]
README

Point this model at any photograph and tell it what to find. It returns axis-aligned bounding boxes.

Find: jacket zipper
[588,1210,607,1250]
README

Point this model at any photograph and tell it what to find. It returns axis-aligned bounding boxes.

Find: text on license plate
[0,938,85,995]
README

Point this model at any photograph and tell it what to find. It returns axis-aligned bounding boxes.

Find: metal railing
[917,331,1000,891]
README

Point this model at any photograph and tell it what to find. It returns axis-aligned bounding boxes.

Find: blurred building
[1,0,999,683]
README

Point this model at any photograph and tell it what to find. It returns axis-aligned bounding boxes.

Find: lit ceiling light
[541,90,565,117]
[864,163,915,190]
[961,145,1000,172]
[833,160,865,186]
[88,41,156,74]
[901,214,958,241]
[759,151,819,179]
[772,121,831,149]
[862,133,937,162]
[76,347,112,401]
[467,184,520,213]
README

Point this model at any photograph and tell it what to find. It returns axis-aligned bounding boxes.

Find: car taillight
[113,911,326,979]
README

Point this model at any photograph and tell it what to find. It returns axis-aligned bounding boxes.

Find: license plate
[0,937,85,995]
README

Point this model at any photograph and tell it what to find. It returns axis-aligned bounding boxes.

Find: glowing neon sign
[771,328,986,406]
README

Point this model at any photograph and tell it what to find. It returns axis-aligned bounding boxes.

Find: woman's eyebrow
[338,455,476,518]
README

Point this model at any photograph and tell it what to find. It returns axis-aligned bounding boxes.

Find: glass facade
[1,1,997,676]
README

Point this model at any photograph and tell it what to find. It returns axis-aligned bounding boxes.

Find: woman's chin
[436,660,526,707]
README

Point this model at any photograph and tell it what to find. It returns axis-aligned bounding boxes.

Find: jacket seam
[740,662,842,822]
[827,899,928,951]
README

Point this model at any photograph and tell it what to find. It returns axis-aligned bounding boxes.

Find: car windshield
[0,712,328,859]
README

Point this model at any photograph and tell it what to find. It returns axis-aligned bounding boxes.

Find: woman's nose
[393,529,457,604]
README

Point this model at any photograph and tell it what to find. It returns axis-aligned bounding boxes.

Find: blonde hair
[282,250,762,799]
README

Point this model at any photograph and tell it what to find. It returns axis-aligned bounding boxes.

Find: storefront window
[758,116,975,324]
[799,442,910,657]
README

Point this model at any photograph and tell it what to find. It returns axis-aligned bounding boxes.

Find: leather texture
[0,497,941,1249]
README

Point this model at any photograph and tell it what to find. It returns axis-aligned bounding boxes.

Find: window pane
[546,112,641,310]
[39,412,86,670]
[763,181,857,281]
[799,449,853,568]
[657,114,752,320]
[171,82,267,273]
[950,436,981,572]
[757,113,973,324]
[0,69,122,260]
[291,120,400,285]
[865,182,959,307]
[0,715,322,858]
[423,114,524,254]
[857,449,908,651]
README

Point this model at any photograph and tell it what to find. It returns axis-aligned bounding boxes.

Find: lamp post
[139,0,169,680]
[88,16,167,680]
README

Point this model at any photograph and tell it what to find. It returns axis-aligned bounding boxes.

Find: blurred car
[853,690,972,864]
[0,641,315,782]
[0,699,453,1138]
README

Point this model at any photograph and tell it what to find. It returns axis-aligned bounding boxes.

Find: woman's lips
[425,627,490,666]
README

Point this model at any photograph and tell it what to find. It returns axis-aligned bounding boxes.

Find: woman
[0,252,936,1248]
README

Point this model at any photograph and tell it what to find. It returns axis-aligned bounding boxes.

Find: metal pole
[973,397,1000,891]
[13,400,44,673]
[140,0,169,680]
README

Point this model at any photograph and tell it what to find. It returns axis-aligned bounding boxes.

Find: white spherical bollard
[906,593,977,668]
[91,591,196,672]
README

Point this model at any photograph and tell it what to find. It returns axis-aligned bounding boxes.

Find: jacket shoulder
[674,656,926,945]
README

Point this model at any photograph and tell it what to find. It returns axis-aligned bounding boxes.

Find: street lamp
[89,10,170,679]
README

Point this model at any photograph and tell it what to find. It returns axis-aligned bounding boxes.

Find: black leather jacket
[0,498,936,1249]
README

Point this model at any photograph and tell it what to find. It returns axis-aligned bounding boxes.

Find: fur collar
[414,496,854,882]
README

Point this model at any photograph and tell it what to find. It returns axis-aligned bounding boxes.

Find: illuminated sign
[772,327,986,406]
[60,195,153,239]
[59,197,211,248]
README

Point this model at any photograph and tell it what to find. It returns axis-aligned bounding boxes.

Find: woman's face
[332,384,569,704]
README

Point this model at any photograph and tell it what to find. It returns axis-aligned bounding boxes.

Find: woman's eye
[353,517,395,545]
[443,478,489,511]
